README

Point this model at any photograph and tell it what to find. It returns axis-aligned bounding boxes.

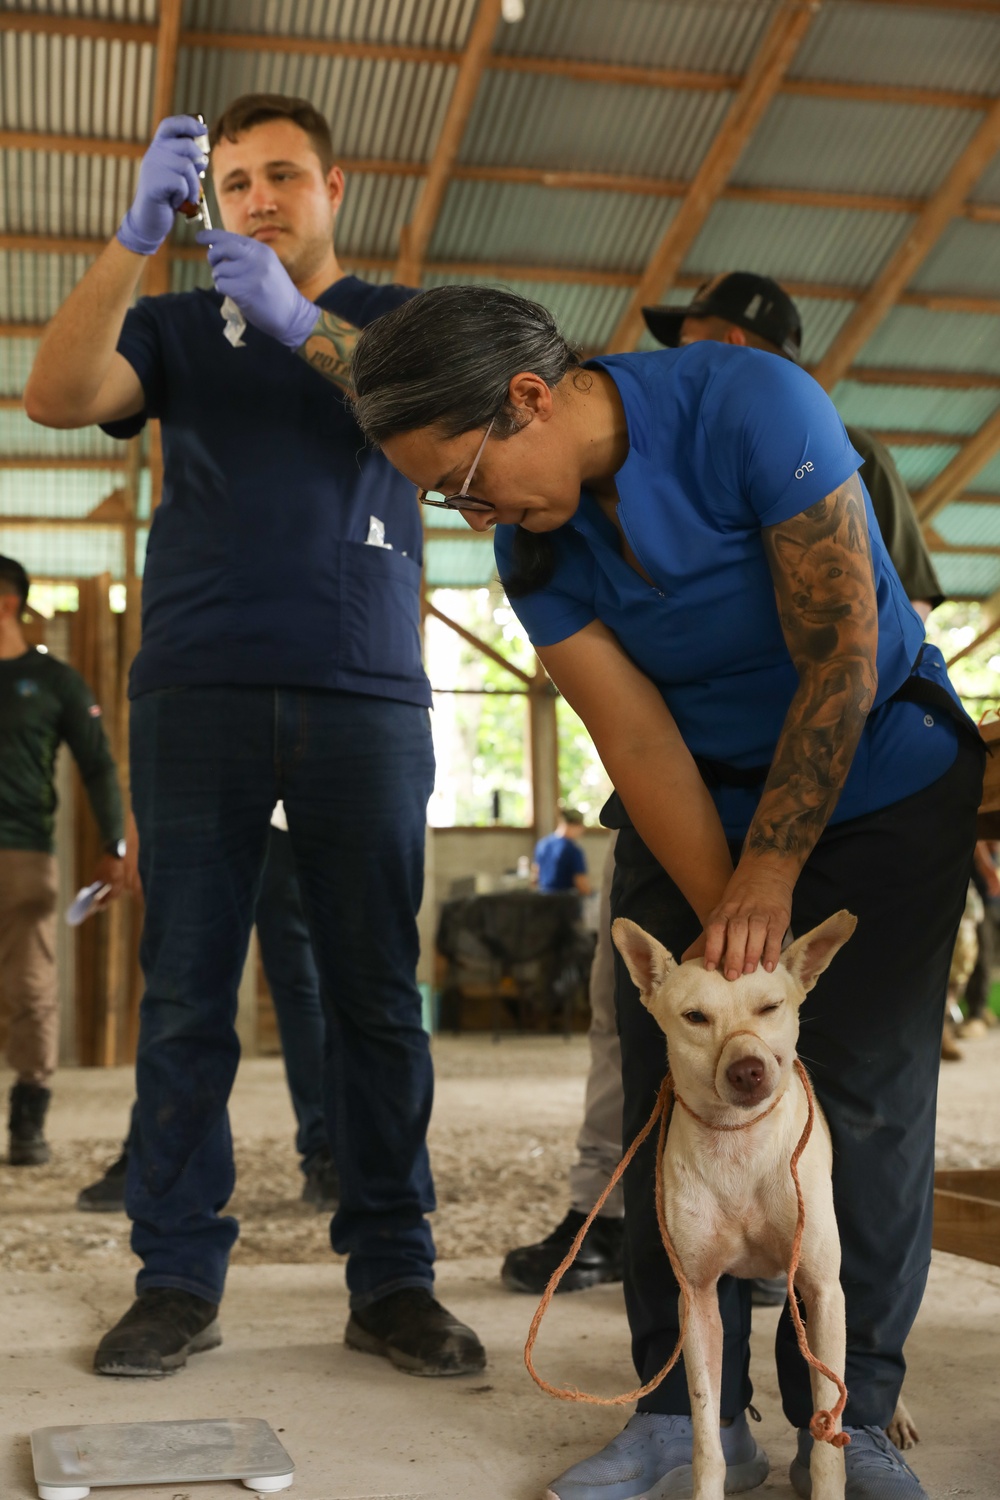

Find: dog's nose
[727,1056,765,1093]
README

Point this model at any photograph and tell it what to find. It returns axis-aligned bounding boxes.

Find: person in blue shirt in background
[533,806,592,896]
[24,95,484,1383]
[340,285,984,1500]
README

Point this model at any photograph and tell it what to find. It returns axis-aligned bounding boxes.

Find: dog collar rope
[524,1058,850,1449]
[671,1082,785,1132]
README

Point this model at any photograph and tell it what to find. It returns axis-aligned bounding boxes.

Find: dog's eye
[683,1010,709,1025]
[757,1002,782,1015]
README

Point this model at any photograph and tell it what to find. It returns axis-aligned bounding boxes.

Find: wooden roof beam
[605,1,818,354]
[142,0,184,303]
[8,132,1000,228]
[4,12,1000,111]
[6,232,1000,322]
[0,457,129,471]
[914,407,1000,523]
[811,97,1000,390]
[395,0,503,286]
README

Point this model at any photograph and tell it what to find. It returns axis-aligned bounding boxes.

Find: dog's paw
[886,1396,920,1450]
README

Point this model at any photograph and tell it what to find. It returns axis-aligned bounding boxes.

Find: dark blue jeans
[127,685,436,1308]
[256,825,327,1172]
[613,735,983,1431]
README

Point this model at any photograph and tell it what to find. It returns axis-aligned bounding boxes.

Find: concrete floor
[2,1037,999,1500]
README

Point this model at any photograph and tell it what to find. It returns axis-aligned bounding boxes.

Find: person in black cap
[643,272,944,621]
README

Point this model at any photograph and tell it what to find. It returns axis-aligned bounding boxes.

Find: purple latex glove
[117,115,208,256]
[196,230,320,349]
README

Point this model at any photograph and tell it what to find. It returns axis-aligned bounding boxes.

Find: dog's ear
[612,918,678,998]
[781,909,857,994]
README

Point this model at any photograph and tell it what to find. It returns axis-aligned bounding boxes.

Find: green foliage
[925,602,1000,722]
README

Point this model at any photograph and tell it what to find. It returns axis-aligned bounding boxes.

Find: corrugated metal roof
[183,0,478,50]
[0,338,42,394]
[3,0,1000,598]
[178,52,457,163]
[423,267,630,347]
[0,250,98,321]
[492,0,777,73]
[0,469,126,515]
[0,523,126,578]
[1,23,156,138]
[935,502,1000,550]
[0,408,122,457]
[855,308,1000,376]
[909,222,1000,297]
[888,443,962,489]
[932,552,1000,599]
[430,179,678,273]
[833,382,1000,436]
[461,73,733,179]
[0,150,140,238]
[970,452,1000,492]
[790,2,1000,94]
[687,200,913,289]
[733,97,984,198]
[424,537,498,587]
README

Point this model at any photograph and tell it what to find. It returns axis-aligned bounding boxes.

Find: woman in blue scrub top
[348,287,982,1500]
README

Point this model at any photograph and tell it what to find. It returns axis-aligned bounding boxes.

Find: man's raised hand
[117,116,208,257]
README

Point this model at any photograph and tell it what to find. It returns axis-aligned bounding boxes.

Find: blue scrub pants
[613,734,983,1431]
[126,685,436,1308]
[255,825,327,1173]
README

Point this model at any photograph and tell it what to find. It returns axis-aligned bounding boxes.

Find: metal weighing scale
[30,1418,294,1499]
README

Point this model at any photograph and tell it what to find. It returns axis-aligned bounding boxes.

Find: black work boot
[77,1150,129,1212]
[8,1082,51,1166]
[501,1207,624,1294]
[301,1145,340,1211]
[94,1288,221,1377]
[345,1287,486,1377]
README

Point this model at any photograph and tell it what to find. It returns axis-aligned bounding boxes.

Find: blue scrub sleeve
[494,526,597,648]
[704,351,863,528]
[99,297,166,439]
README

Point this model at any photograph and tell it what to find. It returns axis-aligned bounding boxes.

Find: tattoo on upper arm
[749,473,879,858]
[295,308,360,392]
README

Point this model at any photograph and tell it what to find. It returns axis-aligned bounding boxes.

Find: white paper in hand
[66,882,112,927]
[221,295,247,348]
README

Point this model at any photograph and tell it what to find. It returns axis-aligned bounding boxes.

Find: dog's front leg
[683,1281,726,1500]
[797,1272,847,1500]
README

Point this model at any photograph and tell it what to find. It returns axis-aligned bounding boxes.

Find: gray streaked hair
[349,285,580,445]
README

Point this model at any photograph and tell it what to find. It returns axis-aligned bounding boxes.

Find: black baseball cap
[642,272,802,361]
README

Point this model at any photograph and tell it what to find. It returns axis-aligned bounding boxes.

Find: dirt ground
[1,1028,998,1280]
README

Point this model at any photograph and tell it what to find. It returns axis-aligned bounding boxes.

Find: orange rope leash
[523,1058,849,1447]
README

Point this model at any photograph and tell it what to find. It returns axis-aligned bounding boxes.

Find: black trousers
[612,735,983,1430]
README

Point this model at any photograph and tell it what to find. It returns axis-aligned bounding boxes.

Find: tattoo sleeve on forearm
[747,472,879,862]
[295,308,360,392]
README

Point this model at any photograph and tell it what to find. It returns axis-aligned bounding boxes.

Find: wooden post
[528,664,559,840]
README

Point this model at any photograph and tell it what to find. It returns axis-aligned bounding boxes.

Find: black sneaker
[77,1151,129,1212]
[8,1082,51,1166]
[501,1207,624,1294]
[93,1288,221,1377]
[345,1286,486,1377]
[301,1146,339,1211]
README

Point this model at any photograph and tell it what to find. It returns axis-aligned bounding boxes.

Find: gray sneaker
[790,1426,928,1499]
[545,1410,769,1500]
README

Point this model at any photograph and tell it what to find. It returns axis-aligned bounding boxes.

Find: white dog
[612,909,857,1500]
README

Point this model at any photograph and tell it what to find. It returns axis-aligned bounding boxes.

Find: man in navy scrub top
[25,95,485,1383]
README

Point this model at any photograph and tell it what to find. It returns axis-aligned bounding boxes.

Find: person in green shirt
[0,555,126,1165]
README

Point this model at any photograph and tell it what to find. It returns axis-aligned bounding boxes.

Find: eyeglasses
[418,420,495,514]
